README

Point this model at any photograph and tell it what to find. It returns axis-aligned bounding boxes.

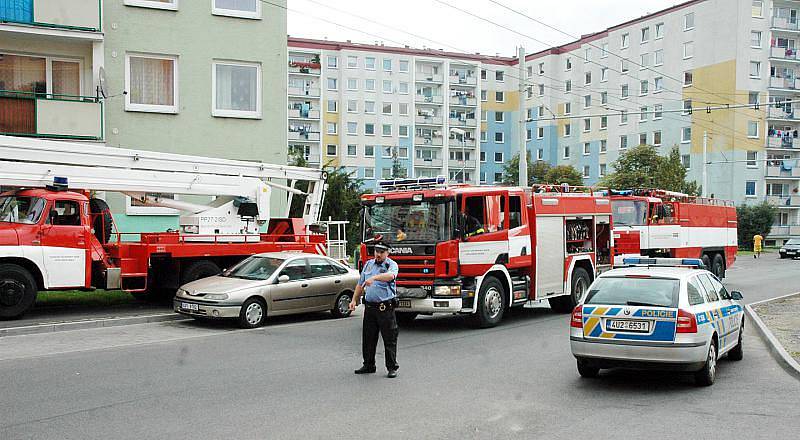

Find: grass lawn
[35,290,137,307]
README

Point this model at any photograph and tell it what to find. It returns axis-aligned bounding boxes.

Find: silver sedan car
[174,252,359,328]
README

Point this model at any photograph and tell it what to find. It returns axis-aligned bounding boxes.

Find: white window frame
[751,31,762,48]
[583,165,590,179]
[326,144,338,156]
[327,56,338,69]
[125,52,179,114]
[654,49,664,66]
[600,139,607,153]
[747,121,759,138]
[537,148,543,160]
[655,22,664,39]
[684,12,695,31]
[599,163,607,177]
[124,0,178,10]
[211,60,262,119]
[211,0,261,20]
[347,78,358,91]
[382,124,392,137]
[745,181,757,197]
[495,111,505,123]
[749,61,761,78]
[537,127,544,139]
[364,167,375,179]
[347,121,357,135]
[621,33,629,49]
[583,142,590,156]
[496,91,505,102]
[399,60,409,73]
[752,1,763,18]
[683,41,694,59]
[399,125,409,137]
[347,56,358,69]
[327,100,338,113]
[494,152,504,163]
[563,146,570,159]
[364,145,375,158]
[653,130,662,146]
[365,57,376,70]
[347,99,358,113]
[495,132,505,143]
[682,127,692,143]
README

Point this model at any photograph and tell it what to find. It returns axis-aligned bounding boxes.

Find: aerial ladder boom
[0,135,327,234]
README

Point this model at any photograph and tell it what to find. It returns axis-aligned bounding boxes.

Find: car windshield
[611,200,647,226]
[584,276,680,308]
[0,196,47,225]
[223,256,284,280]
[363,200,452,244]
[786,239,800,246]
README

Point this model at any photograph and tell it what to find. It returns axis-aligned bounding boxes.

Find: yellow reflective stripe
[584,317,601,336]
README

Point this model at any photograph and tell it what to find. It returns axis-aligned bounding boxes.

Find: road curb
[745,292,800,381]
[0,313,186,338]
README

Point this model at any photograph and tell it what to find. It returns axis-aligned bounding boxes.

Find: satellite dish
[98,67,108,99]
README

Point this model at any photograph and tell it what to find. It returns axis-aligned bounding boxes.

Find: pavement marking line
[745,291,800,381]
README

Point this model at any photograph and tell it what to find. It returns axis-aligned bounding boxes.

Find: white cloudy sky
[286,0,682,57]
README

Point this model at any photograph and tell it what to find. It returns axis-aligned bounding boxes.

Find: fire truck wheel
[181,260,221,285]
[0,264,37,319]
[549,267,590,313]
[396,312,418,325]
[470,276,506,328]
[712,254,725,279]
[701,254,712,271]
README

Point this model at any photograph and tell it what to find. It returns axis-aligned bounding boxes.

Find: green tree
[391,150,405,178]
[600,144,700,195]
[736,202,778,249]
[502,151,551,186]
[543,165,584,186]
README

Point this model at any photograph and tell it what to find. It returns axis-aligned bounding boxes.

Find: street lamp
[450,127,466,183]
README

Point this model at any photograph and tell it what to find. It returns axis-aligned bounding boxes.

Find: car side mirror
[277,274,290,284]
[731,291,743,301]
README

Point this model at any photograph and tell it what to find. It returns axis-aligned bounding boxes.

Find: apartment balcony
[288,62,321,76]
[770,46,800,61]
[413,158,443,168]
[462,138,477,147]
[414,135,443,146]
[767,107,800,120]
[0,0,101,32]
[415,95,444,105]
[288,131,321,142]
[449,96,477,106]
[416,73,444,83]
[769,76,800,90]
[768,136,799,149]
[765,195,800,207]
[415,115,443,125]
[448,159,477,169]
[0,91,102,140]
[768,225,800,237]
[766,163,800,178]
[288,108,320,120]
[449,75,478,86]
[288,87,321,98]
[771,16,800,32]
[449,118,477,128]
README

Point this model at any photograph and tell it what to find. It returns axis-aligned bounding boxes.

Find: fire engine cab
[359,178,614,328]
[609,189,737,279]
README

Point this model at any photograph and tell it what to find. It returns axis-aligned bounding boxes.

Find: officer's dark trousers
[362,304,399,371]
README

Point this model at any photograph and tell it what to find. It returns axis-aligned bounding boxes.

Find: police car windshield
[584,277,680,308]
[223,256,284,280]
[364,201,451,244]
[611,200,647,226]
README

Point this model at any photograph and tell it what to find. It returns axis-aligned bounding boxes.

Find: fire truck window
[485,195,503,232]
[611,200,647,226]
[509,196,522,229]
[462,196,486,237]
[48,201,81,226]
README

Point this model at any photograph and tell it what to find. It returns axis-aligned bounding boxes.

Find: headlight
[177,289,189,297]
[434,285,461,296]
[204,293,229,300]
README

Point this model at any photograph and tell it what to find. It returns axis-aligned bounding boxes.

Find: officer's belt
[363,300,396,311]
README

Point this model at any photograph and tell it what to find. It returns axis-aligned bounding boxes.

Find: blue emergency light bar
[622,257,706,268]
[46,176,69,191]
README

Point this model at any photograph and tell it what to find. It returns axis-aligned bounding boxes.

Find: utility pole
[518,45,527,187]
[702,131,708,198]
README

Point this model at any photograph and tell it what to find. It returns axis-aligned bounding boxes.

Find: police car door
[706,274,742,353]
[696,274,729,351]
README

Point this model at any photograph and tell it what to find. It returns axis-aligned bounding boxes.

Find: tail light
[570,305,583,328]
[676,309,698,333]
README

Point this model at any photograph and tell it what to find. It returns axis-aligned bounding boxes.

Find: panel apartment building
[288,0,800,244]
[0,0,288,231]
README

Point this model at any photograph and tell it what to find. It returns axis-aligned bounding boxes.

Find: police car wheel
[470,276,506,328]
[331,292,353,318]
[238,297,266,329]
[728,324,744,361]
[576,359,599,378]
[694,340,717,386]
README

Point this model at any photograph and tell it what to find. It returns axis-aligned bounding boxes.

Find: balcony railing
[449,75,478,86]
[415,95,444,104]
[288,87,321,97]
[448,159,477,169]
[768,136,798,148]
[288,108,320,119]
[768,225,800,236]
[772,16,800,31]
[288,131,320,141]
[415,115,443,125]
[0,91,102,140]
[765,195,800,206]
[769,76,800,89]
[770,46,800,60]
[766,163,800,178]
[288,61,321,75]
[413,158,443,167]
[449,95,477,106]
[767,107,800,120]
[414,135,443,146]
[0,0,101,31]
[416,73,444,83]
[449,117,477,127]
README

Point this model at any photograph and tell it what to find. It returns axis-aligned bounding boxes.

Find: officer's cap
[373,241,390,252]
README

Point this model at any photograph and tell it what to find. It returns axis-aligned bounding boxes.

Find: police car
[569,258,744,386]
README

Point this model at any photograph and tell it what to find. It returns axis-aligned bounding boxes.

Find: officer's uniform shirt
[359,257,399,303]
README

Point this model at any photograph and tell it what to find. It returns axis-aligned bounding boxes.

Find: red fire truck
[0,135,329,319]
[359,178,613,328]
[609,189,737,279]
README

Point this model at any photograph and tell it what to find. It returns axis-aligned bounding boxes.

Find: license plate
[181,302,199,311]
[606,319,650,333]
[787,251,796,254]
[397,300,411,308]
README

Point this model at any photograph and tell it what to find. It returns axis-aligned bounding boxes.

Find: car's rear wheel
[238,297,266,329]
[728,323,744,361]
[576,358,599,378]
[694,340,717,386]
[331,292,353,318]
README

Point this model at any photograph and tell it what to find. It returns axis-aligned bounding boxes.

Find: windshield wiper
[626,301,668,307]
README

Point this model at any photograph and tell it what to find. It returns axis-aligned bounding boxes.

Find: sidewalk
[751,294,800,363]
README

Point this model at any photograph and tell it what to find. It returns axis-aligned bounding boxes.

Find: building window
[752,0,763,18]
[585,71,592,85]
[565,80,572,92]
[747,121,759,138]
[583,118,591,132]
[601,43,609,58]
[526,128,532,140]
[584,95,591,108]
[538,62,545,74]
[749,61,761,78]
[399,147,408,159]
[364,167,375,179]
[537,148,544,160]
[654,49,664,66]
[683,99,692,115]
[749,92,760,106]
[583,165,590,178]
[399,60,409,72]
[684,12,695,30]
[347,122,357,135]
[382,146,393,158]
[347,99,358,113]
[347,144,357,156]
[399,125,409,137]
[365,123,375,135]
[365,57,376,70]
[621,84,629,98]
[682,127,692,143]
[382,102,392,115]
[382,168,392,179]
[364,145,375,157]
[747,151,758,167]
[751,31,762,48]
[639,133,647,145]
[494,152,504,163]
[383,59,392,71]
[496,71,504,82]
[640,53,651,68]
[481,69,487,80]
[564,124,572,137]
[600,91,608,104]
[654,77,664,92]
[382,124,392,136]
[347,56,358,68]
[495,132,504,143]
[399,82,409,94]
[745,181,756,196]
[495,111,505,123]
[125,53,178,113]
[383,80,392,93]
[621,33,629,49]
[600,67,608,82]
[563,146,570,159]
[365,79,375,91]
[620,110,628,124]
[619,135,628,149]
[481,90,488,101]
[481,110,488,122]
[599,163,607,177]
[683,41,694,59]
[480,172,487,183]
[683,71,693,87]
[496,91,505,102]
[327,78,338,90]
[600,116,608,129]
[494,172,503,183]
[538,84,545,96]
[654,104,663,119]
[537,127,544,139]
[124,0,178,10]
[399,103,409,116]
[655,22,664,39]
[600,139,607,153]
[653,131,662,146]
[212,0,261,19]
[327,100,338,113]
[327,56,338,69]
[327,122,337,135]
[326,144,337,156]
[565,57,572,71]
[347,78,358,91]
[480,131,487,142]
[640,106,648,122]
[583,142,591,155]
[564,102,572,115]
[480,151,486,162]
[681,154,690,169]
[641,27,650,43]
[640,80,649,96]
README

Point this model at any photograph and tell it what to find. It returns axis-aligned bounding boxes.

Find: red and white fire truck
[359,178,613,328]
[0,135,328,319]
[609,189,737,279]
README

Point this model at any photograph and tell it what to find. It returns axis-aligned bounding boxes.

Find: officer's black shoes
[354,366,377,374]
[387,369,398,378]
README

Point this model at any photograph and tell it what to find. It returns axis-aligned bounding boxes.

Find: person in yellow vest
[753,233,764,259]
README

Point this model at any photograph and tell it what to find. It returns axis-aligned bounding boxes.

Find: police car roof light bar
[622,257,706,269]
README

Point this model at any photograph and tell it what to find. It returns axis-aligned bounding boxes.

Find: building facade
[0,0,288,231]
[288,0,799,244]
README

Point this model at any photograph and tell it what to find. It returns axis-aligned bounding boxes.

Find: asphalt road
[0,256,798,439]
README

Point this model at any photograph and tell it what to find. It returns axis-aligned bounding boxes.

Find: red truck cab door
[38,199,89,288]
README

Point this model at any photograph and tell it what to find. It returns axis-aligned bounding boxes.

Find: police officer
[349,240,400,378]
